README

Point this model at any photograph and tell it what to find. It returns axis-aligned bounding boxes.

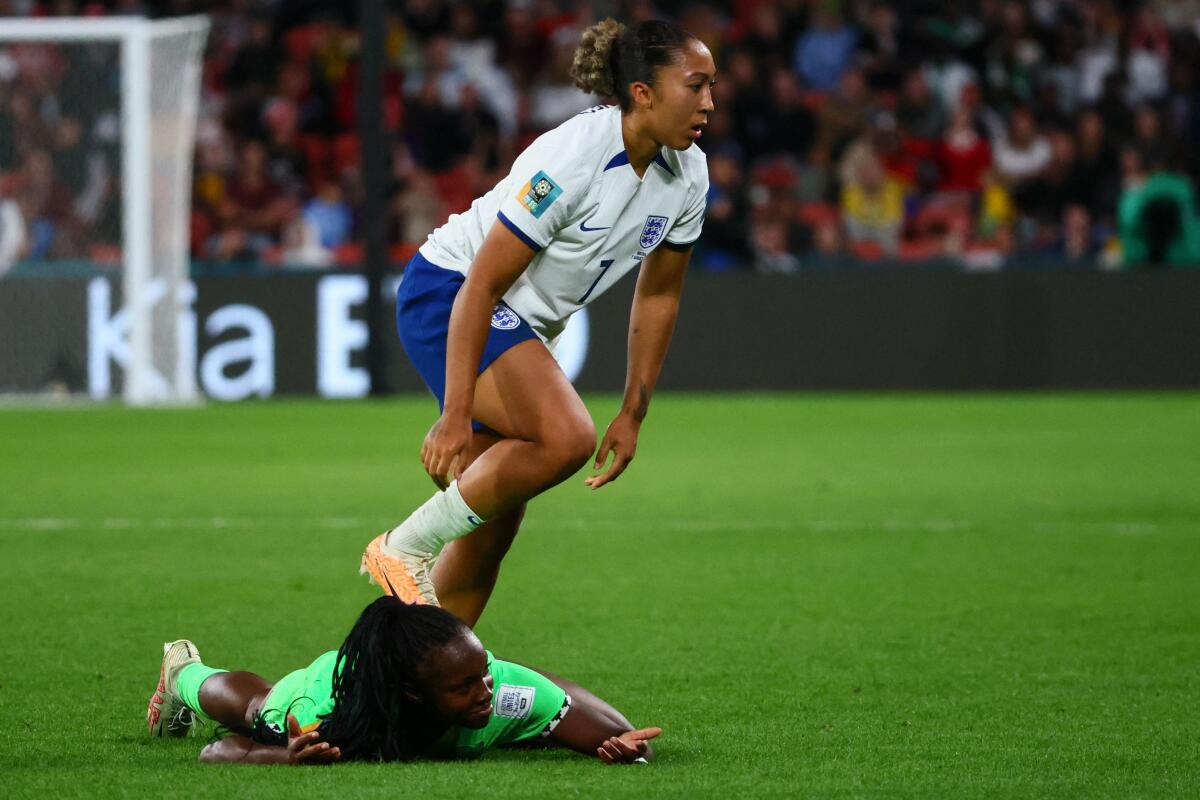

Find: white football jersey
[419,104,708,342]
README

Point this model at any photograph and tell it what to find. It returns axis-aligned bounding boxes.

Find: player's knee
[554,417,596,474]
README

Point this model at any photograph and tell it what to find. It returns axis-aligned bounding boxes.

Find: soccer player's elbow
[197,741,224,764]
[198,737,248,764]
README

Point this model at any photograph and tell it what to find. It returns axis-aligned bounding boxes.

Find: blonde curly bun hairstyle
[570,18,625,98]
[569,19,699,111]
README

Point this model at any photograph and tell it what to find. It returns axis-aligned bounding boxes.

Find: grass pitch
[1,393,1197,798]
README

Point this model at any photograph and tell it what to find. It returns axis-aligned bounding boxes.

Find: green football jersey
[259,649,569,759]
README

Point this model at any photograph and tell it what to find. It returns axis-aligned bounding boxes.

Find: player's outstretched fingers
[592,435,613,471]
[610,735,641,760]
[598,739,622,764]
[585,452,630,490]
[285,714,340,765]
[628,726,662,741]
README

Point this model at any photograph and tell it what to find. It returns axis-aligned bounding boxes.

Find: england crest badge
[639,215,669,249]
[491,304,521,330]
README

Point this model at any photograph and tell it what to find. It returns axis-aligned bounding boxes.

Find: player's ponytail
[571,18,624,98]
[310,596,470,761]
[571,18,698,112]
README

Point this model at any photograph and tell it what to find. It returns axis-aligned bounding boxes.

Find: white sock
[383,481,484,558]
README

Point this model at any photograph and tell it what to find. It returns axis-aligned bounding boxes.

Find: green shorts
[259,649,569,759]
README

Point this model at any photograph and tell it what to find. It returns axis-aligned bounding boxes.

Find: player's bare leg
[196,671,274,732]
[429,430,526,626]
[458,338,596,516]
[364,339,593,606]
[432,504,524,626]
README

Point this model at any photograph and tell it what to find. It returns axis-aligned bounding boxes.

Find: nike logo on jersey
[579,219,610,232]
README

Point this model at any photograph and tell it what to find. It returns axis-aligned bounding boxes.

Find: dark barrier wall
[579,270,1200,390]
[2,270,1198,397]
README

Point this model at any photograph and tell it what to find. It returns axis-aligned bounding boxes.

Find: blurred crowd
[1,0,1199,274]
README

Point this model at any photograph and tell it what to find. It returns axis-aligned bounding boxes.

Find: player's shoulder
[522,105,619,176]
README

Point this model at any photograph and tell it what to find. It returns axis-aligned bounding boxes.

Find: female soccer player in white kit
[361,19,715,624]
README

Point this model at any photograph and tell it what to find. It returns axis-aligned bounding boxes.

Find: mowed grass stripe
[1,394,1197,798]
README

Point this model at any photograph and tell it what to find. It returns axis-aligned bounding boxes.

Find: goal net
[0,16,209,404]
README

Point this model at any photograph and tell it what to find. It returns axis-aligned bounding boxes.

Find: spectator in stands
[494,0,547,87]
[223,10,279,102]
[1131,105,1169,171]
[1117,145,1200,268]
[698,144,751,270]
[528,27,599,131]
[208,139,295,262]
[454,83,504,174]
[304,180,352,251]
[10,0,1200,270]
[751,215,802,274]
[757,68,815,162]
[993,105,1051,191]
[447,4,518,137]
[1095,71,1133,141]
[807,213,845,265]
[793,2,857,93]
[1125,6,1170,105]
[814,66,871,164]
[896,69,945,142]
[1049,204,1100,266]
[842,110,925,190]
[403,35,470,112]
[261,97,308,198]
[725,48,773,162]
[840,144,904,256]
[981,0,1044,103]
[390,167,444,251]
[0,173,27,276]
[1,89,47,171]
[404,78,466,173]
[16,147,79,258]
[1074,3,1119,108]
[1074,108,1120,223]
[1014,129,1089,230]
[855,0,903,92]
[52,114,109,236]
[738,3,796,71]
[935,105,991,193]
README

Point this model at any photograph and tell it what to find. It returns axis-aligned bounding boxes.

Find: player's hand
[596,727,661,764]
[285,714,341,765]
[585,412,640,490]
[422,412,472,484]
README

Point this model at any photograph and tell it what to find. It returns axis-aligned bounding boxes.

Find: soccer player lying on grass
[146,596,659,765]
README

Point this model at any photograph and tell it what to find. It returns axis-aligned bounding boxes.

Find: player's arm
[531,665,661,764]
[423,223,537,482]
[198,715,341,765]
[587,243,692,490]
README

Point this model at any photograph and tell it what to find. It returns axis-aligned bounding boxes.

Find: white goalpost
[0,16,209,404]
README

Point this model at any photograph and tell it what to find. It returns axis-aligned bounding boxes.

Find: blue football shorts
[396,251,539,423]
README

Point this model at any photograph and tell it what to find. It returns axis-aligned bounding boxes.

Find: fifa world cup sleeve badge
[517,171,563,218]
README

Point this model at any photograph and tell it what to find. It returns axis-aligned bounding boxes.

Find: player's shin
[384,480,485,558]
[362,480,486,604]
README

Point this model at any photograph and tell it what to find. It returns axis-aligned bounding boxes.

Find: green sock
[176,662,227,724]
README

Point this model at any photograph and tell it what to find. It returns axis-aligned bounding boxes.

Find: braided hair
[570,19,699,112]
[316,596,471,761]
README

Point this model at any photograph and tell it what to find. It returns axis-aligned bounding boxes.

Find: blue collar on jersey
[603,150,676,177]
